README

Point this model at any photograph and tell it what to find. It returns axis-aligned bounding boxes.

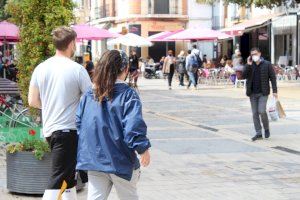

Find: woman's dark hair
[93,50,126,102]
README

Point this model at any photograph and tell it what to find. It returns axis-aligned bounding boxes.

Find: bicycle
[0,95,40,128]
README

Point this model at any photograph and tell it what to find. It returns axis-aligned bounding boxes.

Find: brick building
[89,0,188,61]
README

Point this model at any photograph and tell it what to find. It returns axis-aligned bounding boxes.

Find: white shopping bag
[268,97,279,121]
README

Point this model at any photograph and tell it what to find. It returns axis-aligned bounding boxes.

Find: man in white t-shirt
[28,26,92,200]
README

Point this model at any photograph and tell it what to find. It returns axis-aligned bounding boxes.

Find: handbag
[276,100,286,118]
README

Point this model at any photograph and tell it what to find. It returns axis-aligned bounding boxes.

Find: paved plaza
[1,78,300,200]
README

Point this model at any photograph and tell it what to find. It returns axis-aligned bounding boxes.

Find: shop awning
[72,24,119,41]
[147,30,183,42]
[221,13,284,36]
[166,27,232,41]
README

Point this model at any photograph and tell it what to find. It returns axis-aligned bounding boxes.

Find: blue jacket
[76,83,151,181]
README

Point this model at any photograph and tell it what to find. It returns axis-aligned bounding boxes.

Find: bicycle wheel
[9,108,40,128]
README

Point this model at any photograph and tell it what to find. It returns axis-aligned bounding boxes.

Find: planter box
[7,152,85,194]
[7,151,52,194]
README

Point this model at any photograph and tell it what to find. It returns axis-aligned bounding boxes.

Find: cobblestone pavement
[1,79,300,200]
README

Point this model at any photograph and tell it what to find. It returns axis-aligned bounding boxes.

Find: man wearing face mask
[243,47,277,141]
[28,26,92,200]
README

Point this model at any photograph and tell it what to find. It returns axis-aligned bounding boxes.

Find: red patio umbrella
[0,21,19,41]
[72,24,119,41]
[166,27,232,41]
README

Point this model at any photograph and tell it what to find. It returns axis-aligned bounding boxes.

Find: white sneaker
[62,187,77,200]
[42,187,77,200]
[42,190,60,200]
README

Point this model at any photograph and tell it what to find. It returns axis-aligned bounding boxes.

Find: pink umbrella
[167,27,231,41]
[72,24,119,40]
[148,30,183,42]
[0,21,19,40]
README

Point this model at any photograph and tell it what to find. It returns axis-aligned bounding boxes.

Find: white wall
[116,0,129,18]
[90,0,98,20]
[187,0,213,59]
[188,1,212,28]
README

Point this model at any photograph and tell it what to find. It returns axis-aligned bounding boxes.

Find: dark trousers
[194,71,199,85]
[46,130,78,189]
[178,73,185,86]
[250,94,269,135]
[168,64,175,87]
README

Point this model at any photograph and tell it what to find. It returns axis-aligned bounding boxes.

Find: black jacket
[242,59,277,97]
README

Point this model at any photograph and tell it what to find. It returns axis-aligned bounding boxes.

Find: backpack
[189,55,199,73]
[195,54,203,68]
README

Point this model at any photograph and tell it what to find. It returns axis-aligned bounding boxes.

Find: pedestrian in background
[129,50,140,87]
[85,60,94,80]
[28,26,92,200]
[232,49,244,79]
[176,50,186,86]
[186,50,197,90]
[242,47,278,141]
[163,50,176,90]
[76,50,151,200]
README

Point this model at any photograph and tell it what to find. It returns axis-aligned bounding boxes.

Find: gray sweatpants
[250,93,269,135]
[87,169,140,200]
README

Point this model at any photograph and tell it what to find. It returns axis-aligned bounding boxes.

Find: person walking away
[186,50,198,90]
[129,50,140,87]
[76,50,151,200]
[242,47,278,141]
[163,50,176,90]
[191,45,203,85]
[176,50,186,86]
[191,44,203,68]
[28,26,92,200]
[85,60,95,80]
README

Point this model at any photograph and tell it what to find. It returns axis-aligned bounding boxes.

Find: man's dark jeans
[178,73,185,86]
[168,64,175,87]
[250,93,269,135]
[46,130,78,189]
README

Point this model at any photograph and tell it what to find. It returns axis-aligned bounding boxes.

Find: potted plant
[6,130,85,194]
[6,130,52,194]
[3,0,85,195]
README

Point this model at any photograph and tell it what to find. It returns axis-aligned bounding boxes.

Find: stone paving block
[151,138,266,154]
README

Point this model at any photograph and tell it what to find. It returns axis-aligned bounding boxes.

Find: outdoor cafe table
[0,78,20,95]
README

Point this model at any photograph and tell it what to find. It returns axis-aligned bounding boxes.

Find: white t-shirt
[30,56,92,137]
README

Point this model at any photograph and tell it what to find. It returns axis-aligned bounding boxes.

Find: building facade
[218,1,299,66]
[88,0,189,61]
[74,0,91,24]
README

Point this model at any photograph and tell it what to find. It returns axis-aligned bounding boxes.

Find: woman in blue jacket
[76,50,151,200]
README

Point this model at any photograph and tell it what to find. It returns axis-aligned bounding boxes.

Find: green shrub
[6,0,74,107]
[7,139,50,160]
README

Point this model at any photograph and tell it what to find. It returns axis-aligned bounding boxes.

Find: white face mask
[252,55,260,62]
